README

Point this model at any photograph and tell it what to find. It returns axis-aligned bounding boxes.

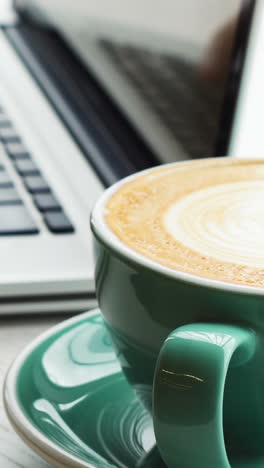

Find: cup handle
[153,323,256,468]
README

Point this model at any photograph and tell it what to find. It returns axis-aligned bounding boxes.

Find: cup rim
[91,157,264,297]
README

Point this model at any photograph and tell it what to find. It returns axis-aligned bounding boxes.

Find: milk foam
[164,180,264,267]
[106,159,264,287]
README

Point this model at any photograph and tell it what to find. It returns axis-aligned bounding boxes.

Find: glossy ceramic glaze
[92,232,264,467]
[90,161,264,468]
[154,323,258,468]
[4,310,164,468]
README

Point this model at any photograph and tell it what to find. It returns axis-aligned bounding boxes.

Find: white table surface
[0,314,71,467]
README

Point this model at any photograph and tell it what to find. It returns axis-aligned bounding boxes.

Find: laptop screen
[15,0,254,166]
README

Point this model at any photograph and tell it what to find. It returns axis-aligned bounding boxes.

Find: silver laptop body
[0,2,102,313]
[0,0,258,313]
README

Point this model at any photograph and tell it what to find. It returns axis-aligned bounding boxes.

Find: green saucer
[4,309,157,468]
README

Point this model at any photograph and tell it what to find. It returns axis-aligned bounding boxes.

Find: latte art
[105,159,264,287]
[164,181,264,268]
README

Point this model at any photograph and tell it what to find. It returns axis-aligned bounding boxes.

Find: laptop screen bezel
[216,0,256,156]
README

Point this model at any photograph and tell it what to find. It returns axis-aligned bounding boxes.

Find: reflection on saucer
[40,314,120,388]
[7,310,156,468]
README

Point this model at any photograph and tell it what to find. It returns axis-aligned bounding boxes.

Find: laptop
[0,0,258,313]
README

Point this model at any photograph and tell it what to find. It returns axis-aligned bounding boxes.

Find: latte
[105,158,264,287]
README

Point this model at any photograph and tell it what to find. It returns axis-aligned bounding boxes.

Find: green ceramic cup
[91,163,264,468]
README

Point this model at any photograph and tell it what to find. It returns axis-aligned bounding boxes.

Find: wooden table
[0,314,71,467]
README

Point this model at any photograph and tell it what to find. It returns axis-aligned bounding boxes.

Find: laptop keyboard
[0,106,74,235]
[100,40,224,158]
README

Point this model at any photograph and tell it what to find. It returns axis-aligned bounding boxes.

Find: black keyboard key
[0,127,20,143]
[23,175,50,193]
[14,159,40,176]
[44,211,74,233]
[0,188,22,204]
[0,171,13,188]
[0,204,38,235]
[34,193,61,212]
[5,142,30,159]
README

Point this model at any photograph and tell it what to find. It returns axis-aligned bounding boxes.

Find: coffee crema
[105,158,264,287]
